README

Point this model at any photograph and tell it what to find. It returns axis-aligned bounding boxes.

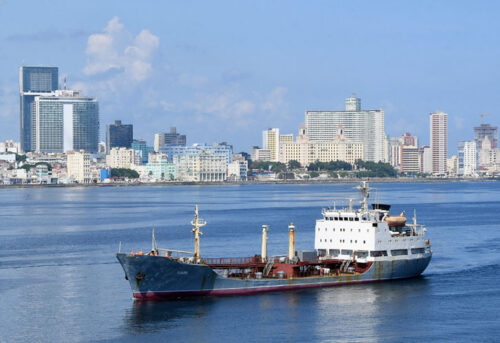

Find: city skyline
[0,1,500,152]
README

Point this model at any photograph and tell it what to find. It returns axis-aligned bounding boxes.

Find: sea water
[0,182,499,342]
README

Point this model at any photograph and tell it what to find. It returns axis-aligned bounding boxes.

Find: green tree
[310,171,320,178]
[110,168,139,178]
[287,160,301,170]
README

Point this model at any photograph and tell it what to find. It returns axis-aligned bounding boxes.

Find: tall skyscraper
[153,127,187,152]
[305,95,386,162]
[262,128,280,162]
[430,111,448,175]
[473,123,498,149]
[32,90,99,153]
[106,120,133,152]
[19,66,59,152]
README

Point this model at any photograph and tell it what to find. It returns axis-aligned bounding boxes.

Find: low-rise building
[251,147,271,162]
[0,140,21,154]
[279,127,363,167]
[106,147,136,169]
[146,154,177,181]
[228,160,248,181]
[174,149,227,182]
[67,150,91,183]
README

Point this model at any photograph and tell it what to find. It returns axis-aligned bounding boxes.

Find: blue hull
[116,253,432,300]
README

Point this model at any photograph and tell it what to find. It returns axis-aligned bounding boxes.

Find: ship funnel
[288,222,295,260]
[261,225,269,262]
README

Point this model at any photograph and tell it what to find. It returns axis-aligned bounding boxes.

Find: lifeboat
[385,211,406,227]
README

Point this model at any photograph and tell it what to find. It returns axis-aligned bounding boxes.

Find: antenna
[480,113,491,125]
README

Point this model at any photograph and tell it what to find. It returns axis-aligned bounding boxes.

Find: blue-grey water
[0,182,499,342]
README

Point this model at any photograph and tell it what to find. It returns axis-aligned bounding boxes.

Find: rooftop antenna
[480,113,491,125]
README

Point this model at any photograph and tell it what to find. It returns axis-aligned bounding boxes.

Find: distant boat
[117,182,432,300]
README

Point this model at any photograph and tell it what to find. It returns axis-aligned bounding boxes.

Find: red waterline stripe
[132,276,416,300]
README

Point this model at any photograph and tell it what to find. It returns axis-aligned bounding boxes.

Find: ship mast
[191,205,206,261]
[356,181,371,211]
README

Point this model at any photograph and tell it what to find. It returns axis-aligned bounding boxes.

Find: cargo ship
[116,182,432,300]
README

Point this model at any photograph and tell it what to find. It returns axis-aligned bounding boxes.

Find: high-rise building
[399,146,420,174]
[19,66,59,152]
[430,111,448,175]
[154,127,187,152]
[106,120,133,152]
[420,146,432,174]
[457,140,477,176]
[131,139,154,164]
[401,132,418,147]
[262,128,280,162]
[388,137,402,168]
[474,123,498,149]
[305,95,386,162]
[32,90,99,153]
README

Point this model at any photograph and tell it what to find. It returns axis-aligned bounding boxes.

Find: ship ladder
[263,261,274,276]
[340,260,351,273]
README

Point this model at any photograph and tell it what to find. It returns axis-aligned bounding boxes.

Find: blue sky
[0,1,499,153]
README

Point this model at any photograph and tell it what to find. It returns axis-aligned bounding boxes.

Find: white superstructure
[314,182,431,263]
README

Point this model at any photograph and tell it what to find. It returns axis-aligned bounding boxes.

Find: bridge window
[370,250,388,257]
[411,248,425,254]
[391,249,408,256]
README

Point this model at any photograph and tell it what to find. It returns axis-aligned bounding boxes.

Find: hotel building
[305,95,386,162]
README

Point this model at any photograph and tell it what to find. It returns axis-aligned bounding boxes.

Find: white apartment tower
[305,95,386,162]
[262,128,280,162]
[430,111,448,175]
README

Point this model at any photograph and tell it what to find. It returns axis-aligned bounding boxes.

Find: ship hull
[116,253,432,300]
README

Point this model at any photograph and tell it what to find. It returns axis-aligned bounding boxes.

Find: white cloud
[187,86,289,129]
[178,73,208,88]
[261,86,288,115]
[189,90,256,125]
[83,17,159,82]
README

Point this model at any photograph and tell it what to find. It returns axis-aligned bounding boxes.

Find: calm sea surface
[1,182,499,342]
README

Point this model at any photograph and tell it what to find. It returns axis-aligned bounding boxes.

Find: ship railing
[157,248,194,257]
[201,257,258,266]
